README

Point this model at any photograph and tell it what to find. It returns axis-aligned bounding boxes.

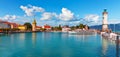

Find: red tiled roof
[44,25,51,28]
[10,23,19,28]
[0,20,19,28]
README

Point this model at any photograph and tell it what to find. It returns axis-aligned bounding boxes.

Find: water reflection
[32,32,36,47]
[116,36,120,57]
[101,37,116,57]
[0,32,119,57]
[19,33,26,47]
[10,34,14,44]
[19,33,25,41]
[68,34,97,42]
[102,38,108,56]
[41,32,52,43]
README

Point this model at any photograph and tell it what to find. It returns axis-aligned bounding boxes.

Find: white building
[0,21,10,29]
[62,26,71,32]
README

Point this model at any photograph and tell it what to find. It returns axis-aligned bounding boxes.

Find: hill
[90,23,120,31]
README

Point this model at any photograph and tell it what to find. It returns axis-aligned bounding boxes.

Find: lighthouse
[102,9,108,32]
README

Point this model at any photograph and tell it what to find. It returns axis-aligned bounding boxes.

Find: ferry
[68,30,96,35]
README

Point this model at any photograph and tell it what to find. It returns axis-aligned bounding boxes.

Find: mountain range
[90,23,120,31]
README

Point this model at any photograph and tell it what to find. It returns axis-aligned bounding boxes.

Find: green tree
[71,26,75,30]
[51,25,62,31]
[24,22,32,30]
[79,24,84,29]
[58,25,62,30]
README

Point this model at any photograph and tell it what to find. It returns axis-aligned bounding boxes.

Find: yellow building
[32,19,37,31]
[18,25,27,31]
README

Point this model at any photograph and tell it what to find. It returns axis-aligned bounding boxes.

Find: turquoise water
[0,32,119,57]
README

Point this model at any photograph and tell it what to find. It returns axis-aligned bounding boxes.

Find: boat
[68,30,96,35]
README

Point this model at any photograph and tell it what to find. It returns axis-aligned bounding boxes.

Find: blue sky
[0,0,120,26]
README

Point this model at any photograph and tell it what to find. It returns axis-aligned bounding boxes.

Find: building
[43,24,51,30]
[32,19,37,31]
[9,23,19,29]
[84,25,89,30]
[102,9,109,32]
[36,26,42,30]
[0,20,11,29]
[0,22,10,29]
[62,25,71,32]
[2,21,19,29]
[18,25,27,31]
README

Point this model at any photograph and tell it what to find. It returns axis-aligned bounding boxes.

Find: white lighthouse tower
[102,9,108,32]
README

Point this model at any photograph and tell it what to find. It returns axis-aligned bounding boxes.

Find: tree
[79,24,84,29]
[58,25,62,30]
[24,22,32,30]
[51,25,62,31]
[71,26,75,30]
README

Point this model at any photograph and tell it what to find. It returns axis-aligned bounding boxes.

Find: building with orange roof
[0,21,11,29]
[43,24,51,30]
[0,20,27,31]
[10,23,19,29]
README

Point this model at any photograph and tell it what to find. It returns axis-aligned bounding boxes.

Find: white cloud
[20,5,74,21]
[108,19,120,24]
[84,14,99,23]
[20,5,44,16]
[40,8,74,21]
[0,15,17,20]
[40,12,57,20]
[58,8,74,21]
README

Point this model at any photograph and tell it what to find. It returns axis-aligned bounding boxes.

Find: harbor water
[0,32,119,57]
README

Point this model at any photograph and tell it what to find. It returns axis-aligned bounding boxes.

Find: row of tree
[51,25,62,31]
[71,24,89,30]
[23,23,89,31]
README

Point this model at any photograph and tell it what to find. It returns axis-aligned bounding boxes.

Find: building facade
[18,25,27,31]
[0,22,10,29]
[43,24,51,30]
[0,20,11,29]
[62,25,71,32]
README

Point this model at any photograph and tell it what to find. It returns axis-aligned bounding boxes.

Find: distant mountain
[90,23,120,31]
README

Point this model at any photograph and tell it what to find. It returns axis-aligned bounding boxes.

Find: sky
[0,0,120,26]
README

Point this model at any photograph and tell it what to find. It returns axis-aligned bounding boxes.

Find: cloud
[20,5,45,16]
[40,8,74,21]
[84,14,99,23]
[0,15,18,20]
[19,5,105,26]
[40,12,57,20]
[108,19,120,24]
[58,8,74,21]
